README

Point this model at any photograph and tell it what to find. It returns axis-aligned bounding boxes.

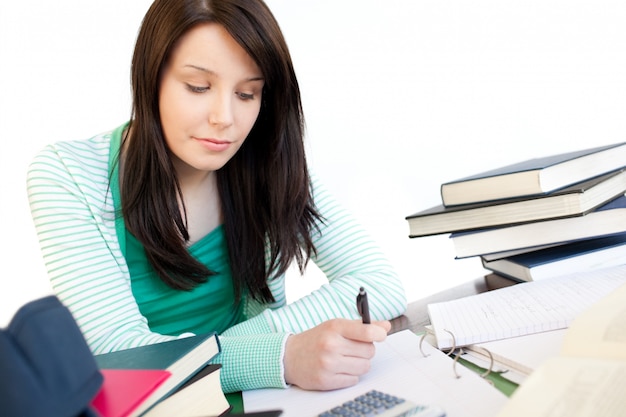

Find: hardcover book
[94,332,220,417]
[90,369,171,417]
[450,194,626,258]
[480,233,626,282]
[440,141,626,206]
[406,168,626,237]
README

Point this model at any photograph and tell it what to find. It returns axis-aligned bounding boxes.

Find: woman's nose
[208,91,234,127]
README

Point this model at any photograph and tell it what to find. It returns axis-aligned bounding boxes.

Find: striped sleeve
[26,136,290,393]
[26,137,179,353]
[218,174,408,391]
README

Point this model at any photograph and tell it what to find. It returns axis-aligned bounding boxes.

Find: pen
[356,287,371,324]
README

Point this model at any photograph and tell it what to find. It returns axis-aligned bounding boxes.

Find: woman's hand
[283,318,391,391]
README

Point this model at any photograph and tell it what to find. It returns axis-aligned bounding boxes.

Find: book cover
[480,243,562,262]
[90,369,171,417]
[407,168,626,237]
[450,194,626,258]
[94,332,220,417]
[440,141,626,206]
[481,233,626,282]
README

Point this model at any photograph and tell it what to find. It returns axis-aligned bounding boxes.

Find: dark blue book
[440,142,626,206]
[451,194,626,258]
[481,233,626,282]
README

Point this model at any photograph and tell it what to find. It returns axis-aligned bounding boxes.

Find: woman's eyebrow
[184,64,216,74]
[183,64,264,82]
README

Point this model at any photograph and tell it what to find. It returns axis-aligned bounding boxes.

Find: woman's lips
[194,137,231,152]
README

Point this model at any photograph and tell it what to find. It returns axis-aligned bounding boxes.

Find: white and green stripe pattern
[26,126,407,393]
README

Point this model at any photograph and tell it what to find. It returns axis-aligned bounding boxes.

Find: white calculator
[317,389,446,417]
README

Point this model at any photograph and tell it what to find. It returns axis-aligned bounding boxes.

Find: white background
[1,0,625,325]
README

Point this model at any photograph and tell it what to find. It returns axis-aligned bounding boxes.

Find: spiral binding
[419,329,495,383]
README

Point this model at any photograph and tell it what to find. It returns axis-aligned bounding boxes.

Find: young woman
[26,0,406,393]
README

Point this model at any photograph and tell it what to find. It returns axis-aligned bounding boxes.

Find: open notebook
[243,330,508,417]
[426,264,626,350]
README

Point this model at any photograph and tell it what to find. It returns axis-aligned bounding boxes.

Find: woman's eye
[238,92,255,100]
[186,83,209,93]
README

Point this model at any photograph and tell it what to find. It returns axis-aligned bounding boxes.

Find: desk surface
[390,273,517,335]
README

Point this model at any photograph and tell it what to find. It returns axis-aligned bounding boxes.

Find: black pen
[356,287,371,324]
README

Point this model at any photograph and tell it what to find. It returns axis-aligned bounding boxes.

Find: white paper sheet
[243,330,508,417]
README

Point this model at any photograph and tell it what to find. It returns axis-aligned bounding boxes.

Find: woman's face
[159,23,264,176]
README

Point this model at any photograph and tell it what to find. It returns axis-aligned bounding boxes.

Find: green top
[124,227,245,335]
[108,125,244,336]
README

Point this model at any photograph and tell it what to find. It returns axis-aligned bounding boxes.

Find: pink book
[90,369,171,417]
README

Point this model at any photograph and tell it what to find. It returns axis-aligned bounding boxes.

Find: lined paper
[427,265,626,350]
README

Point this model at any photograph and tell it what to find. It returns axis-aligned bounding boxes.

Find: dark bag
[0,295,103,417]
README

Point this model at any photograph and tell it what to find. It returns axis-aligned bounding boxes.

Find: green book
[406,168,626,238]
[95,332,221,417]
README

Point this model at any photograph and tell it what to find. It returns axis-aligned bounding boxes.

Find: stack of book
[406,142,626,282]
[90,332,231,417]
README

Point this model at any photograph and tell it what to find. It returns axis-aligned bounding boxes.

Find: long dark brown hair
[121,0,321,303]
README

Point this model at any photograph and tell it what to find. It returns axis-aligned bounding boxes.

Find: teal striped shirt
[26,125,407,393]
